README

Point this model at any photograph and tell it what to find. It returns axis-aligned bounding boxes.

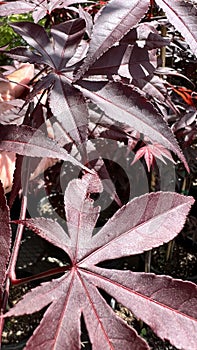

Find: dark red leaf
[156,0,197,56]
[10,22,54,68]
[0,124,88,170]
[82,191,194,264]
[86,269,197,350]
[74,0,150,80]
[5,47,46,65]
[83,45,127,77]
[49,75,89,149]
[128,45,156,80]
[121,23,170,49]
[50,19,86,70]
[10,19,86,70]
[8,21,89,150]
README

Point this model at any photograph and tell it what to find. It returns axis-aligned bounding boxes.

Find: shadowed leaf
[77,80,189,171]
[74,0,150,80]
[156,0,197,56]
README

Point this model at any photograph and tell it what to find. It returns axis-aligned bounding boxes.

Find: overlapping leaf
[77,80,189,171]
[82,23,169,78]
[120,22,171,49]
[10,20,86,70]
[49,74,89,150]
[8,20,89,148]
[4,174,196,350]
[156,0,197,56]
[74,0,150,80]
[0,124,88,170]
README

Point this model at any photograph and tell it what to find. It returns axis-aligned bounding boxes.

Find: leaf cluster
[0,0,197,349]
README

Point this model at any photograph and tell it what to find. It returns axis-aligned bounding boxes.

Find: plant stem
[0,159,31,330]
[144,251,152,273]
[8,158,30,281]
[161,25,167,68]
[11,265,71,286]
[166,170,191,261]
[144,163,160,273]
[0,278,10,344]
[166,239,175,261]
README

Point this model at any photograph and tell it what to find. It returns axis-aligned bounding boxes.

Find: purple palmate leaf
[82,44,127,77]
[78,22,169,78]
[4,174,196,350]
[10,19,86,69]
[156,0,197,56]
[10,22,54,67]
[0,180,11,296]
[9,19,86,70]
[50,19,87,70]
[8,20,89,149]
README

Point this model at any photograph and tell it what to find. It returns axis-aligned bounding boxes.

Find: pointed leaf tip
[75,0,150,80]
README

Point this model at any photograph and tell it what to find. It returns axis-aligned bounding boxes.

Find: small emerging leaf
[131,142,176,171]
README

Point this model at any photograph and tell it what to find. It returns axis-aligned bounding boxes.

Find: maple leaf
[80,23,170,78]
[4,7,189,172]
[6,19,89,150]
[131,142,176,172]
[4,174,196,350]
